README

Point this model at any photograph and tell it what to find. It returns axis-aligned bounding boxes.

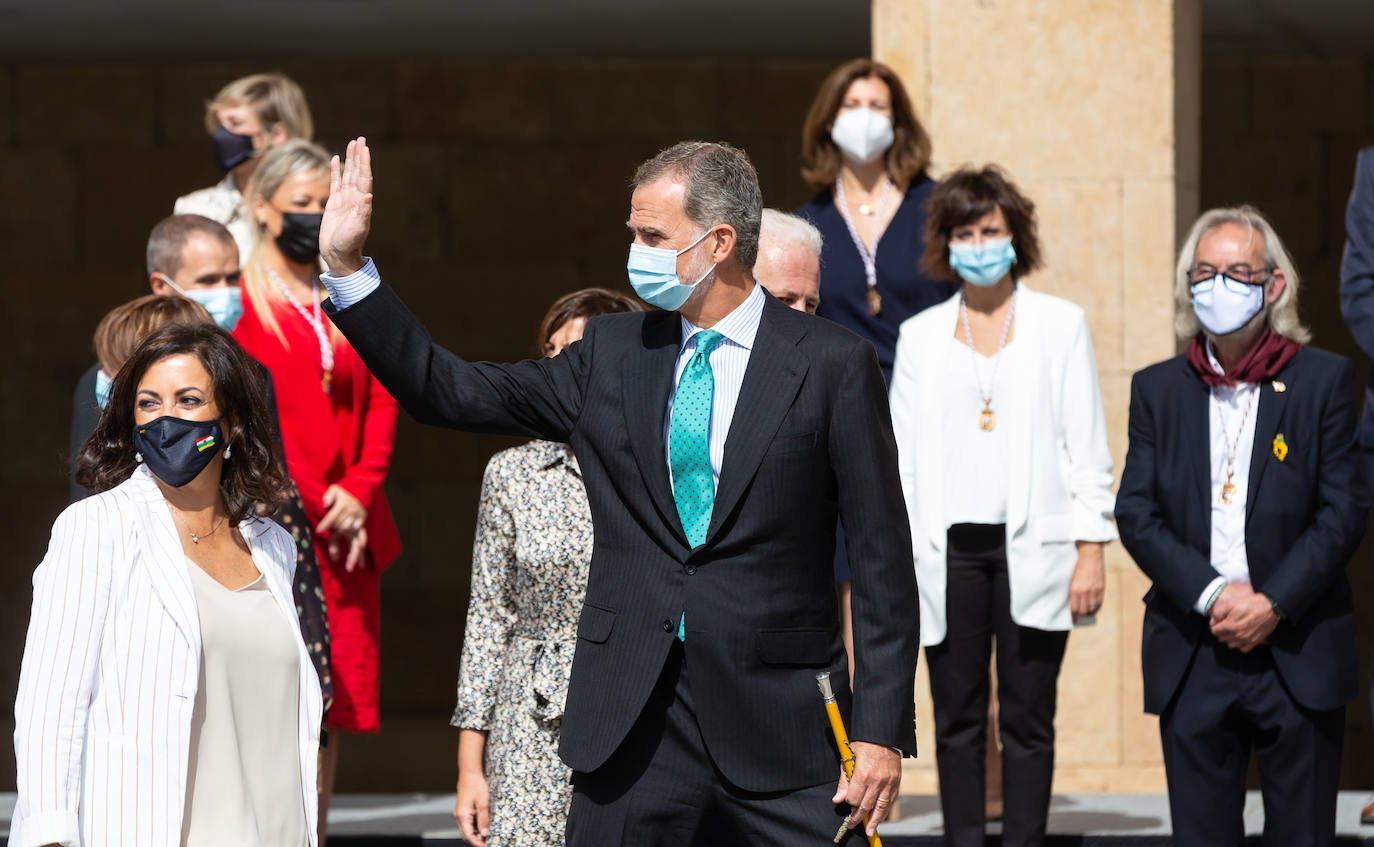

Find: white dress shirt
[665,282,765,492]
[1195,343,1259,613]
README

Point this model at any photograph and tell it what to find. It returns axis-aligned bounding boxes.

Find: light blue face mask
[949,237,1016,287]
[626,228,717,312]
[95,369,112,410]
[163,277,244,330]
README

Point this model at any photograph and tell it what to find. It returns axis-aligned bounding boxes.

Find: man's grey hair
[759,209,823,260]
[1173,205,1310,343]
[146,214,237,277]
[633,141,763,269]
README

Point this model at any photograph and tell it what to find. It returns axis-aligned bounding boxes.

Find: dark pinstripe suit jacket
[326,283,919,792]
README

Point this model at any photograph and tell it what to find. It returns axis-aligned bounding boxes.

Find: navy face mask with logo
[134,416,224,487]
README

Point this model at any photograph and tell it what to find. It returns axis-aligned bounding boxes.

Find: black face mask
[133,416,224,487]
[276,212,322,264]
[212,124,256,172]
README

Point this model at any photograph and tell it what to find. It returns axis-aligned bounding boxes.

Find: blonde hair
[1173,205,1310,344]
[242,139,332,348]
[204,72,314,141]
[93,294,213,375]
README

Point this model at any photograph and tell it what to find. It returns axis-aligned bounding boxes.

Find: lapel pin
[1272,380,1286,393]
[1273,433,1288,462]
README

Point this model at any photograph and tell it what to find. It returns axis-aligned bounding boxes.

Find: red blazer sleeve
[338,365,399,512]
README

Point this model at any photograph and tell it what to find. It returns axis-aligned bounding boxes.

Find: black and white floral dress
[452,440,593,847]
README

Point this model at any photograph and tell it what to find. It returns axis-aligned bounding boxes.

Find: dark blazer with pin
[1115,348,1365,715]
[325,282,919,792]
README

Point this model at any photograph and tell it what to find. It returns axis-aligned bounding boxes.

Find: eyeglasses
[1188,265,1273,292]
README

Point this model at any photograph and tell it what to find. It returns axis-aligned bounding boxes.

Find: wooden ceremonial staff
[816,672,883,846]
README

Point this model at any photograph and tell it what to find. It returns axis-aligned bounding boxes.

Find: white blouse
[942,337,1019,527]
[182,561,307,847]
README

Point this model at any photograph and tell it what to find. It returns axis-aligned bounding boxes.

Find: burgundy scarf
[1185,327,1301,388]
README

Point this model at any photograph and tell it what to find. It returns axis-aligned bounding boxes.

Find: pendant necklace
[267,266,335,395]
[1214,387,1256,505]
[960,288,1017,431]
[171,507,225,544]
[834,174,893,316]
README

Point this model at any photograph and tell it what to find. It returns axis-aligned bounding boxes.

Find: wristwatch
[1270,598,1288,621]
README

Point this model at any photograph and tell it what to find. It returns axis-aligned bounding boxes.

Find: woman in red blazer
[232,139,401,837]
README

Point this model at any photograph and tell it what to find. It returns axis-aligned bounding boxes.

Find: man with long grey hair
[1116,205,1364,845]
[314,137,919,845]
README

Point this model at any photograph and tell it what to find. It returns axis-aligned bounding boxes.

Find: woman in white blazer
[889,166,1116,847]
[12,322,322,847]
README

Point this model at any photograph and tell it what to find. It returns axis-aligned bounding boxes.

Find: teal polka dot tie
[669,329,724,641]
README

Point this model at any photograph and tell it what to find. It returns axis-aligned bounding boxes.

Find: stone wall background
[1,35,1373,798]
[0,56,846,791]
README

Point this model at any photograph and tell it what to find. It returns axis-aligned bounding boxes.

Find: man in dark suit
[1117,205,1365,846]
[1338,148,1374,826]
[316,138,918,845]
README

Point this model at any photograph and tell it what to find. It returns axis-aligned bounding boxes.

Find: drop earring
[135,452,143,463]
[224,443,232,460]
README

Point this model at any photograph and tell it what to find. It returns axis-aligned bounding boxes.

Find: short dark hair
[146,214,238,278]
[76,323,292,523]
[800,58,931,192]
[921,165,1044,283]
[632,141,763,269]
[93,293,214,376]
[538,288,645,355]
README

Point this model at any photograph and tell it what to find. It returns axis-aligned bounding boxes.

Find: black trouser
[926,523,1067,847]
[1159,636,1344,847]
[566,642,854,847]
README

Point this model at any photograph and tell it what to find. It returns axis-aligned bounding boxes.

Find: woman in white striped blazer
[12,322,322,847]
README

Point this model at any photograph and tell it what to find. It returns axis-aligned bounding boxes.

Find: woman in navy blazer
[13,323,323,847]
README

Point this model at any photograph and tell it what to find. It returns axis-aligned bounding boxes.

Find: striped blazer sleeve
[12,498,119,847]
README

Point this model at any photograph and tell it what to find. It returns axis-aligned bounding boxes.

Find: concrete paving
[5,791,1374,844]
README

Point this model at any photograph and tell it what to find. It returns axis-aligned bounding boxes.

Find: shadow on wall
[1200,50,1374,789]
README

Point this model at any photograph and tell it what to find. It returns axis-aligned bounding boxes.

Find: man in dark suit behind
[1338,147,1374,825]
[1117,205,1365,847]
[316,138,919,845]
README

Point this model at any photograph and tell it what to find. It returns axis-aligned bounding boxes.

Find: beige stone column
[874,0,1200,794]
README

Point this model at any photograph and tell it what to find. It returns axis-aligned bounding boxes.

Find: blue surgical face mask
[626,228,717,312]
[949,237,1016,287]
[95,369,113,410]
[163,277,244,330]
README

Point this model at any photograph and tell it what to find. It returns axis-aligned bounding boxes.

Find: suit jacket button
[685,566,697,575]
[662,619,673,632]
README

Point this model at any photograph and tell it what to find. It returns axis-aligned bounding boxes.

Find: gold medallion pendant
[979,407,996,431]
[866,287,882,316]
[1220,481,1236,505]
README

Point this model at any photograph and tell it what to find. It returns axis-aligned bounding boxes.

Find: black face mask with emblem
[134,416,224,487]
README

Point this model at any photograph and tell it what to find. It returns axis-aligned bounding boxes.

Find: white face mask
[830,108,894,164]
[1191,273,1266,336]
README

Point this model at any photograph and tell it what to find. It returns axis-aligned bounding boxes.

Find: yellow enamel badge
[1273,434,1288,462]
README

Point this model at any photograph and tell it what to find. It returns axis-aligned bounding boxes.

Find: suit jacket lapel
[1246,377,1288,522]
[1003,288,1039,535]
[1181,360,1212,519]
[125,466,202,653]
[623,311,691,551]
[703,298,809,547]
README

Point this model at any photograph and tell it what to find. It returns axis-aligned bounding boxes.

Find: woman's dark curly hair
[921,164,1043,284]
[75,322,292,523]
